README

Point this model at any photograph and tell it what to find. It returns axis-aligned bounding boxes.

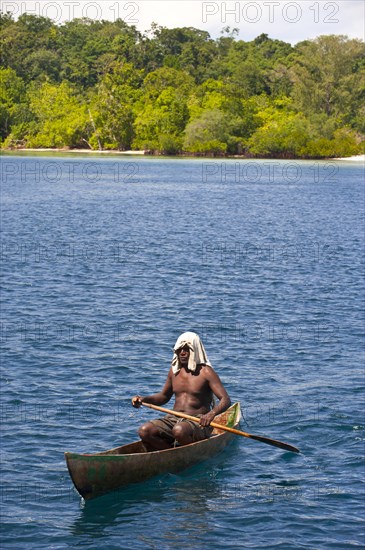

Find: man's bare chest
[172,371,209,395]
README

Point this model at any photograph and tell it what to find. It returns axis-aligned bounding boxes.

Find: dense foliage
[1,13,364,157]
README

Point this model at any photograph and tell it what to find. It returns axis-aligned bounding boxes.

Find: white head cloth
[171,332,211,374]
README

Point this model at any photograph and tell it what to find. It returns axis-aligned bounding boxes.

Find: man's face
[177,344,190,365]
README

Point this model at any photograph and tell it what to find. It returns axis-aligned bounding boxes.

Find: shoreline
[1,148,147,155]
[333,154,365,162]
[1,149,364,162]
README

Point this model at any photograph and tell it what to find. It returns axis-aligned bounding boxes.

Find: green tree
[0,68,26,141]
[89,62,143,150]
[305,128,362,158]
[132,67,193,152]
[247,114,310,157]
[291,35,365,125]
[25,81,90,148]
[187,79,226,120]
[246,100,311,157]
[145,25,217,82]
[225,58,269,100]
[1,14,61,82]
[59,18,143,88]
[183,109,240,154]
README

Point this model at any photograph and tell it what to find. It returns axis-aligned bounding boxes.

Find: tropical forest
[1,13,364,157]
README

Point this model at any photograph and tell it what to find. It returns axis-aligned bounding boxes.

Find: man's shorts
[150,414,213,445]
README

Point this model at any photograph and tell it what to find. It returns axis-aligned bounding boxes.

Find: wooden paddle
[142,402,300,454]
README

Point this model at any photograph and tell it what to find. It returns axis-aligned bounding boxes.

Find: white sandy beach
[5,148,147,155]
[333,154,365,162]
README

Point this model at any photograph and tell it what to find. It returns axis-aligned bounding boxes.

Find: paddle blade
[249,434,300,453]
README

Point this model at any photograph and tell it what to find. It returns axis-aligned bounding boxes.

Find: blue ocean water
[0,154,364,549]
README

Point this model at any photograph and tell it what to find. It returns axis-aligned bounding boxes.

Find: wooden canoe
[65,402,241,500]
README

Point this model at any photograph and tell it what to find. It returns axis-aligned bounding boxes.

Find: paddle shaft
[141,402,300,454]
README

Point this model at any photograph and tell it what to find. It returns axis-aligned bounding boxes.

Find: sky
[2,0,364,44]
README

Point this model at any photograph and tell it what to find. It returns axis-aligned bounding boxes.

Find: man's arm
[132,369,174,408]
[200,366,231,426]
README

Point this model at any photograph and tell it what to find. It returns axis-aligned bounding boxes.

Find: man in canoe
[132,331,231,451]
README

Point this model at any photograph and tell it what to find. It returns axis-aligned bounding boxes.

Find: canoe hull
[65,403,240,500]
